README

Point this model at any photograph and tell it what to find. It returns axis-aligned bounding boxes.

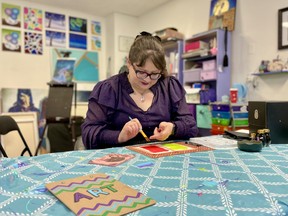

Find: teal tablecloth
[0,144,287,216]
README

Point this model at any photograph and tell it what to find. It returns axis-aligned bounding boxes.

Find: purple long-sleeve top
[81,72,198,149]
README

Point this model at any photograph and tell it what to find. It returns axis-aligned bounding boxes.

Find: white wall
[0,0,106,90]
[1,0,288,102]
[138,0,288,101]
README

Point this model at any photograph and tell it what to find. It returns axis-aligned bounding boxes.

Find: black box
[248,101,288,144]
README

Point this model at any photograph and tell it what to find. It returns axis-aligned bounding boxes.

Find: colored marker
[129,116,150,142]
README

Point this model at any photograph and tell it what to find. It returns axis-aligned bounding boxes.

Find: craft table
[0,144,287,216]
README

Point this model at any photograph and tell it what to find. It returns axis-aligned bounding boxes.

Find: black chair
[0,115,33,157]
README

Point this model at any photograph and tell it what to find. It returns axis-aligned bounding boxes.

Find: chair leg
[0,142,8,157]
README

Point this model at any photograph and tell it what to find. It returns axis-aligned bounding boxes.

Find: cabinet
[162,40,183,81]
[182,29,231,135]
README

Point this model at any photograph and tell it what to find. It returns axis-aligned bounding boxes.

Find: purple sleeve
[81,81,120,149]
[167,77,198,139]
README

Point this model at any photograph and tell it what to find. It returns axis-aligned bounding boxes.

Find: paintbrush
[129,116,150,142]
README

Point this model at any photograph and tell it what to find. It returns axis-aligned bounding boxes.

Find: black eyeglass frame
[132,65,162,80]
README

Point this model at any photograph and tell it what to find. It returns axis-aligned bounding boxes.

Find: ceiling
[23,0,174,17]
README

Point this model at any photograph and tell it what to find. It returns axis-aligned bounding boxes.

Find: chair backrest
[0,115,33,157]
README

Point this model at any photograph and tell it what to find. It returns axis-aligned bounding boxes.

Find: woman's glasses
[132,65,162,80]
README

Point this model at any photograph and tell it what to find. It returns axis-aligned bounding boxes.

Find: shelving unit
[181,29,231,136]
[252,71,288,76]
[162,40,183,82]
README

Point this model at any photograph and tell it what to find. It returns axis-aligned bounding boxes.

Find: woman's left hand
[149,122,174,141]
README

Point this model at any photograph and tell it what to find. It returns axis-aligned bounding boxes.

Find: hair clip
[135,31,161,42]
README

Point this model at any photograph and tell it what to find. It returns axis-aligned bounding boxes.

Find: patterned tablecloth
[0,144,288,216]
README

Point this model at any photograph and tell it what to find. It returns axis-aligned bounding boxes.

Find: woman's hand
[118,118,142,143]
[150,122,174,141]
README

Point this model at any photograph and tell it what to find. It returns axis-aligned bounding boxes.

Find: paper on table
[189,135,238,150]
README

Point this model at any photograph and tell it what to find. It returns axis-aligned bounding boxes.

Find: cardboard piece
[46,173,156,216]
[126,141,213,158]
[89,153,135,166]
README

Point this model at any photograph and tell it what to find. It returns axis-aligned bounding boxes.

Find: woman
[81,31,198,149]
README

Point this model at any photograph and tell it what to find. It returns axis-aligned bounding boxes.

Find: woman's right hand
[118,118,142,143]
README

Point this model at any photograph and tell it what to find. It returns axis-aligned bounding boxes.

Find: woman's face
[128,59,162,92]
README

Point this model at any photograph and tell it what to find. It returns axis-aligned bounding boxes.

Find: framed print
[278,7,288,49]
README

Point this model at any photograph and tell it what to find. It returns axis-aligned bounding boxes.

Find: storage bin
[233,112,248,118]
[200,70,217,81]
[233,119,249,126]
[183,69,201,83]
[212,118,230,126]
[202,60,216,71]
[211,110,231,119]
[211,104,230,111]
[211,124,232,134]
[185,88,200,103]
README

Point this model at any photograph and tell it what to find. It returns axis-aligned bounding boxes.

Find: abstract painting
[24,32,43,55]
[24,7,43,31]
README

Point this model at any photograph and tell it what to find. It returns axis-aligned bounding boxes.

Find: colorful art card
[24,7,43,31]
[46,173,156,216]
[46,30,66,48]
[69,16,87,33]
[89,153,135,166]
[2,3,21,27]
[2,29,21,52]
[24,32,43,55]
[126,141,213,158]
[45,12,66,30]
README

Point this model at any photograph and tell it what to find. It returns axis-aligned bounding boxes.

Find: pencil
[129,116,150,142]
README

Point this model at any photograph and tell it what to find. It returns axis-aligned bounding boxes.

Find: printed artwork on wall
[46,30,66,48]
[2,3,21,27]
[45,12,66,31]
[91,36,101,51]
[91,21,101,35]
[209,0,237,31]
[24,7,43,31]
[69,33,87,49]
[52,48,99,82]
[2,28,21,52]
[24,32,43,55]
[69,16,87,33]
[1,88,48,138]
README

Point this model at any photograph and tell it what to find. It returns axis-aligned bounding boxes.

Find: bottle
[256,129,266,147]
[263,129,271,147]
[250,132,256,141]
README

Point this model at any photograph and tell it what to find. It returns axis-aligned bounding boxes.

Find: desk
[0,145,288,215]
